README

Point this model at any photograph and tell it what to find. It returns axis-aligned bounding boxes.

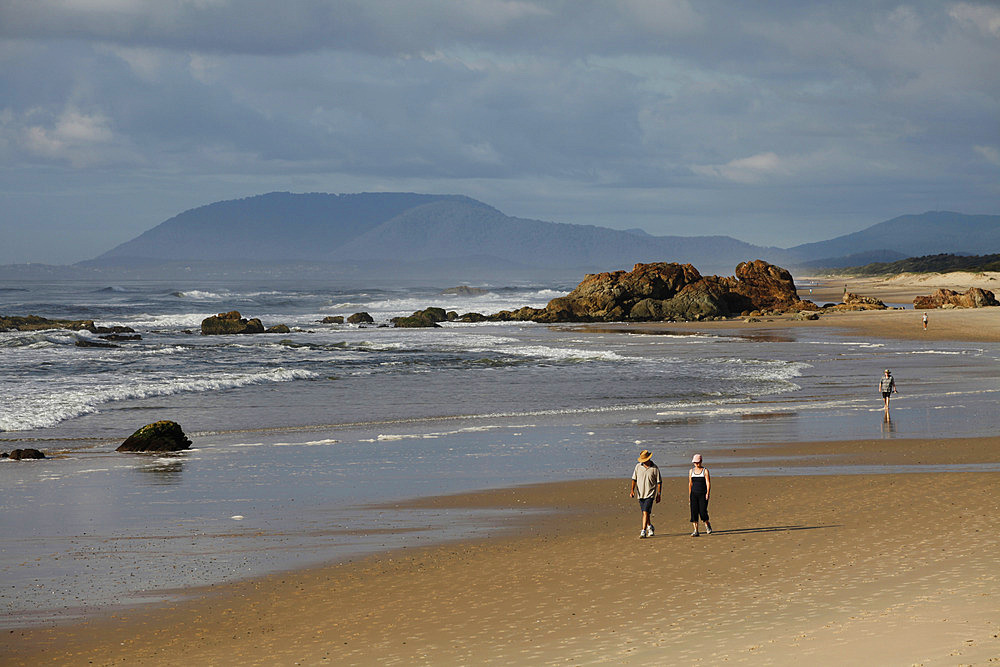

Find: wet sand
[3,436,998,665]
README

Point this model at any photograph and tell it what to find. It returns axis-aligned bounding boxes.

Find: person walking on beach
[922,313,928,330]
[689,454,711,536]
[630,449,662,538]
[879,369,897,419]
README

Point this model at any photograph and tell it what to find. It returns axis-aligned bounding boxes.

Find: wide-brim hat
[637,449,652,463]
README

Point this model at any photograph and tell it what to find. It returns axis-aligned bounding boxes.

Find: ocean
[2,278,999,625]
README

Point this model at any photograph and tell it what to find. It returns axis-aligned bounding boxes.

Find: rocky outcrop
[321,316,344,324]
[116,421,192,452]
[487,260,814,323]
[347,312,374,324]
[265,324,291,334]
[201,311,269,335]
[0,315,136,334]
[2,448,46,460]
[827,292,888,311]
[913,287,999,309]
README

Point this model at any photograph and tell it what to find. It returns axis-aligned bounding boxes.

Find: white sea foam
[0,368,319,432]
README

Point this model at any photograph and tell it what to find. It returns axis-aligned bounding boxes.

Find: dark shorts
[638,496,655,512]
[882,392,892,398]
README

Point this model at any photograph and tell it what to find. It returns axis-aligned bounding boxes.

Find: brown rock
[519,260,811,323]
[201,311,268,335]
[914,287,999,309]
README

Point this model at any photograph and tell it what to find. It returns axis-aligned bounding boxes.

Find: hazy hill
[77,194,999,280]
[85,192,782,277]
[333,198,776,271]
[786,212,1000,263]
[93,192,475,262]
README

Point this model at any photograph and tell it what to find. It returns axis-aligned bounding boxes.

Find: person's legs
[690,494,700,535]
[639,497,653,536]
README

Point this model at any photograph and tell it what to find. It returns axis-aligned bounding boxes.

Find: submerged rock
[116,421,192,452]
[440,286,490,296]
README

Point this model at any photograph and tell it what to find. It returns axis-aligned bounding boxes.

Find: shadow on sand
[699,524,839,536]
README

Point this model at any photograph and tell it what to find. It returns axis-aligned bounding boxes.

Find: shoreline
[3,435,999,665]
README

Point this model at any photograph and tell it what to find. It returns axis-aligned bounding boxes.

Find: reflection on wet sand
[134,457,185,485]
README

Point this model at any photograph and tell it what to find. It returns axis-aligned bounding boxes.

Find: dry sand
[2,438,998,666]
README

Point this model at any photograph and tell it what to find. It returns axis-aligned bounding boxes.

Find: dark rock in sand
[321,316,345,324]
[347,312,374,324]
[2,448,46,460]
[116,421,192,452]
[201,311,268,335]
[914,287,999,309]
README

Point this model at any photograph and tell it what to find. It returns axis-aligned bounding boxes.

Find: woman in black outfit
[689,454,711,536]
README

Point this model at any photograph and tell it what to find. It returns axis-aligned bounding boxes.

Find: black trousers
[690,493,709,523]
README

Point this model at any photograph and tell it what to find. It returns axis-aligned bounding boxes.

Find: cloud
[949,2,1000,37]
[22,108,116,166]
[974,145,1000,166]
[691,152,788,184]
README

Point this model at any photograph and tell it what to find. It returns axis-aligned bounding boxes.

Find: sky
[1,1,998,265]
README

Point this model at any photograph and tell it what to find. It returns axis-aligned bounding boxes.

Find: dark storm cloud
[0,1,997,263]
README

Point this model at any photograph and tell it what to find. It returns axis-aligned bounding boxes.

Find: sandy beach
[3,436,998,666]
[3,277,1000,665]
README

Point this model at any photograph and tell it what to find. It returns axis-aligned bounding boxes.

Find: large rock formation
[201,311,267,335]
[116,421,192,452]
[913,287,999,309]
[486,260,813,323]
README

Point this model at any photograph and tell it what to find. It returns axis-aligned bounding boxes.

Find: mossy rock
[116,421,192,452]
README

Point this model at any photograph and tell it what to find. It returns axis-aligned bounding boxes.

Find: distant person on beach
[879,369,897,418]
[689,454,712,536]
[630,449,662,538]
[922,313,928,330]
